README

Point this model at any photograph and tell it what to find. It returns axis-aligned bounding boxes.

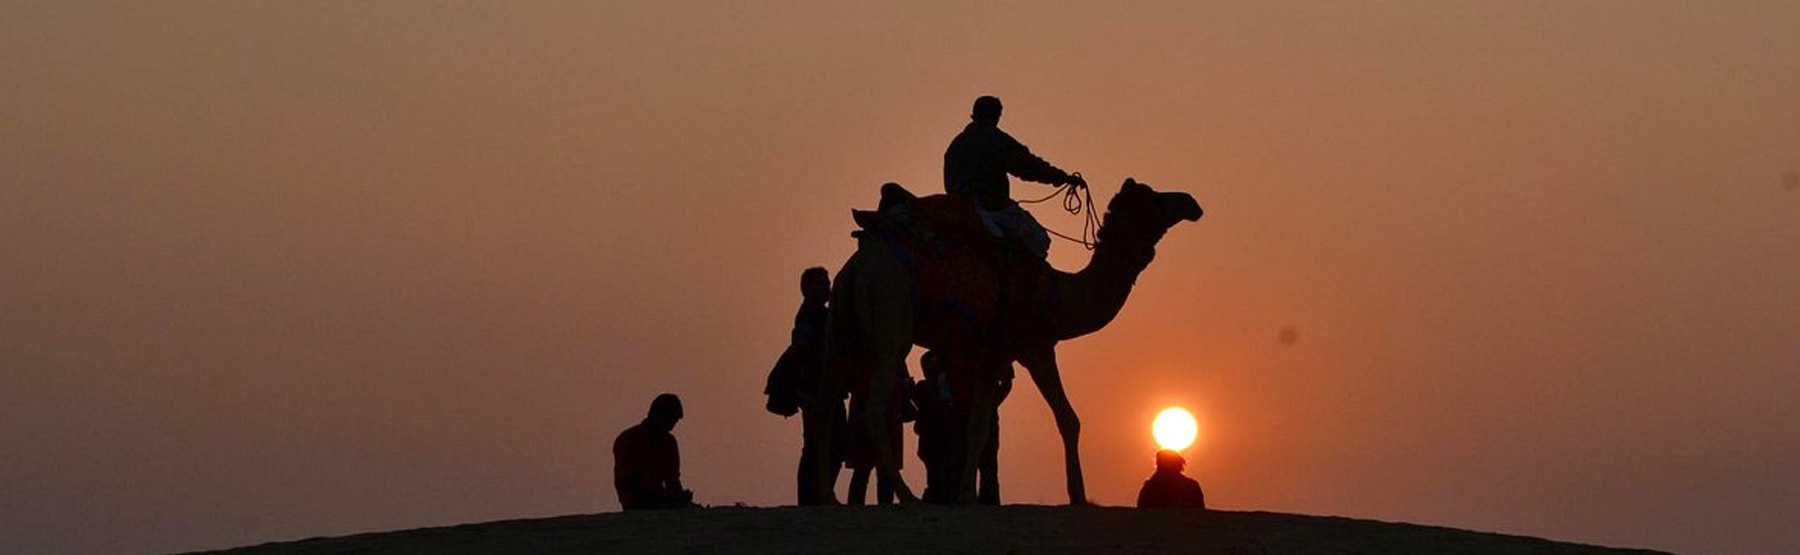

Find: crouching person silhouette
[614,393,695,510]
[1136,449,1205,509]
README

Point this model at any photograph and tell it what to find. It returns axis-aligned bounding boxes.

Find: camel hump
[852,183,980,235]
[850,182,915,234]
[852,209,882,230]
[878,182,917,211]
[850,182,994,254]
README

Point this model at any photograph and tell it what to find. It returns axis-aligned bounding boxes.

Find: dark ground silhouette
[175,506,1683,555]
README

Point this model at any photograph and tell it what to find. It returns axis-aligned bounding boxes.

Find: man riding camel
[944,95,1086,259]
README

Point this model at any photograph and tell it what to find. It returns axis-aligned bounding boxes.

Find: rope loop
[1017,172,1102,250]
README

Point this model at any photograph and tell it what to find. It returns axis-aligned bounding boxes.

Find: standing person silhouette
[613,393,695,510]
[913,350,1008,504]
[763,267,846,505]
[912,351,958,503]
[943,95,1086,259]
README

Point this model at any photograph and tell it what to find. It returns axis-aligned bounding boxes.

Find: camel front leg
[1018,345,1086,505]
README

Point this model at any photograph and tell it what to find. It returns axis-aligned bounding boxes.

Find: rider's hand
[1067,173,1087,189]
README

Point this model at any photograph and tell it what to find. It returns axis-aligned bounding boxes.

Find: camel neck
[1056,234,1158,339]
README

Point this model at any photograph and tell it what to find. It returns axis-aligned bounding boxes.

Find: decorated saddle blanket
[851,183,1057,355]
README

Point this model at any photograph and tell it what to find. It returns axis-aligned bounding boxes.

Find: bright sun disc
[1153,407,1198,451]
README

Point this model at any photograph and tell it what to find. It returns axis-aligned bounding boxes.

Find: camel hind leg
[811,254,864,505]
[849,242,919,503]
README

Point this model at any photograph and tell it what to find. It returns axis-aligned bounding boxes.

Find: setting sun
[1152,407,1198,452]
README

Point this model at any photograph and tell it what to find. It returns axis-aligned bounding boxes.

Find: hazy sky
[4,2,1797,555]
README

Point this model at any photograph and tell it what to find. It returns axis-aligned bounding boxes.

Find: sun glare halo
[1152,407,1198,451]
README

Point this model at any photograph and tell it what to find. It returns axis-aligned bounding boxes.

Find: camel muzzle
[1164,193,1203,222]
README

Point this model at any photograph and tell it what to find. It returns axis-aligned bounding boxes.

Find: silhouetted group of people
[761,269,1011,505]
[611,96,1205,510]
[913,350,1008,504]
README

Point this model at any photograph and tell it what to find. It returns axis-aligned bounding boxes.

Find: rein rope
[1018,172,1103,250]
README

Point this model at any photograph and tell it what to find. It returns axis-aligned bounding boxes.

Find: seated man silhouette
[1136,449,1205,509]
[943,95,1086,259]
[613,393,695,510]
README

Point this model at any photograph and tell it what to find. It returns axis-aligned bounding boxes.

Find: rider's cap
[972,96,1003,122]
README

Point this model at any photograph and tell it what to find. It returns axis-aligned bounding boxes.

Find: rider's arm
[1001,133,1074,186]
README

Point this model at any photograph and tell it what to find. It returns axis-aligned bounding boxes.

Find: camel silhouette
[812,178,1203,504]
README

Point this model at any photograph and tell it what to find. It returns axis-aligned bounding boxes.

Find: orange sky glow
[3,3,1797,555]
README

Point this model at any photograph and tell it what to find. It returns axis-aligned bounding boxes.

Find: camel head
[1094,178,1203,248]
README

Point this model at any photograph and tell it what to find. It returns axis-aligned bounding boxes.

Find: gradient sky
[4,2,1797,555]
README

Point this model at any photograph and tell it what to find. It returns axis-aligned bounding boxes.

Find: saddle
[850,183,1056,356]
